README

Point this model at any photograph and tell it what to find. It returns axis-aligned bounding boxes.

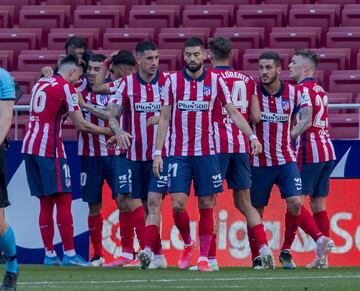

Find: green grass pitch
[5,265,360,291]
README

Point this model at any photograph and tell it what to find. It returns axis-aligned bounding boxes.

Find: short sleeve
[108,78,123,94]
[0,69,15,100]
[64,83,80,112]
[217,76,232,106]
[162,75,173,106]
[300,87,312,109]
[111,77,129,109]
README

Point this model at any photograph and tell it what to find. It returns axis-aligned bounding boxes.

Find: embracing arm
[291,106,312,139]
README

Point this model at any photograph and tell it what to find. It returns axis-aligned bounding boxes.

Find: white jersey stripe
[27,121,39,154]
[39,123,49,157]
[310,132,319,163]
[194,81,203,155]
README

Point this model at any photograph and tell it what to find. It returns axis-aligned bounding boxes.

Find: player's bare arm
[153,105,171,178]
[92,51,119,94]
[69,110,112,136]
[147,116,160,127]
[291,106,312,139]
[0,100,15,145]
[248,94,261,123]
[224,102,262,155]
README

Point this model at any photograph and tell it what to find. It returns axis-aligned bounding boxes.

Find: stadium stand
[48,28,100,50]
[269,27,322,49]
[10,71,39,95]
[341,4,360,26]
[158,27,211,49]
[242,48,294,70]
[328,93,354,113]
[18,50,63,72]
[0,50,14,71]
[329,70,360,99]
[0,5,13,28]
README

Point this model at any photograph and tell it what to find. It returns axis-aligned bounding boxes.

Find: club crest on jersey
[135,102,161,112]
[65,178,71,188]
[281,99,290,111]
[178,100,209,111]
[99,94,109,105]
[203,86,211,97]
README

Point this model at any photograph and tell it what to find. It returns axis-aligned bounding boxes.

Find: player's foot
[148,255,168,270]
[62,254,89,267]
[44,255,62,266]
[189,258,219,271]
[123,258,141,268]
[89,255,105,267]
[252,256,264,270]
[316,236,335,261]
[197,259,213,272]
[0,271,18,291]
[279,250,296,269]
[103,256,132,267]
[139,248,153,270]
[305,256,329,269]
[259,245,275,270]
[178,240,194,270]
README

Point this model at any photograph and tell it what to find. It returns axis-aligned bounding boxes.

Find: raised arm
[92,51,118,94]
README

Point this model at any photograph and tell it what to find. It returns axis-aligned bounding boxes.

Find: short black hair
[135,41,158,54]
[184,37,204,49]
[89,54,106,63]
[208,37,232,60]
[60,53,85,70]
[112,50,136,67]
[259,51,281,67]
[294,49,319,68]
[65,36,87,51]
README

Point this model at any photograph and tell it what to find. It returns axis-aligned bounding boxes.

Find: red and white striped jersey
[112,70,169,161]
[252,81,300,167]
[21,75,80,158]
[163,68,232,156]
[296,78,336,164]
[212,67,256,154]
[76,78,124,156]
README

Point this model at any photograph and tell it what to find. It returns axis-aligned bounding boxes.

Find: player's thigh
[276,162,302,199]
[313,160,335,197]
[217,153,231,181]
[226,153,251,190]
[80,156,104,204]
[0,148,10,208]
[168,156,192,195]
[24,154,44,197]
[149,157,170,195]
[192,155,223,197]
[250,166,275,207]
[129,160,152,200]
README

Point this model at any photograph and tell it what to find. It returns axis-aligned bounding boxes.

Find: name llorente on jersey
[178,100,209,111]
[135,102,161,112]
[219,71,251,83]
[261,112,289,123]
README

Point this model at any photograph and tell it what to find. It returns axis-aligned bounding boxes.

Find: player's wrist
[249,134,258,142]
[154,149,162,157]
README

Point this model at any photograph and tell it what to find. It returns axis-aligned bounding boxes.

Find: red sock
[251,224,268,250]
[247,225,259,260]
[299,206,322,242]
[88,214,103,257]
[313,210,330,237]
[119,211,134,254]
[173,210,192,245]
[281,211,301,251]
[39,196,55,252]
[131,206,145,250]
[144,224,158,252]
[199,208,213,258]
[153,231,163,255]
[208,234,217,259]
[54,193,74,251]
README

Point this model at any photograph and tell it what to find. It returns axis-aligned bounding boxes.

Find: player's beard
[261,73,278,86]
[186,62,203,73]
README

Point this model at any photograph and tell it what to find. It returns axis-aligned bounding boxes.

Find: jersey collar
[299,77,315,84]
[136,69,160,85]
[214,66,232,70]
[260,80,285,98]
[182,67,207,82]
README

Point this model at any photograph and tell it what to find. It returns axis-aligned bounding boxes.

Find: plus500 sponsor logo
[178,101,209,111]
[261,112,289,123]
[135,102,161,112]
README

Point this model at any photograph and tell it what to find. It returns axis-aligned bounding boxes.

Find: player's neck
[138,69,156,84]
[298,73,313,84]
[212,60,230,68]
[263,79,282,96]
[186,66,204,80]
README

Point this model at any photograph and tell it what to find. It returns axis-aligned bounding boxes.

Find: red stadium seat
[242,48,294,70]
[48,28,100,50]
[206,0,253,4]
[158,49,182,72]
[236,5,288,44]
[18,50,63,72]
[213,27,264,58]
[317,0,357,5]
[328,113,359,139]
[326,27,360,68]
[153,0,202,5]
[262,0,310,3]
[0,0,36,24]
[288,5,339,44]
[103,28,156,51]
[128,5,180,30]
[10,71,40,94]
[74,5,125,32]
[39,0,91,11]
[329,70,360,99]
[9,114,29,140]
[0,50,14,71]
[158,27,211,49]
[182,5,234,30]
[328,93,354,113]
[341,5,360,27]
[0,6,13,28]
[16,93,32,105]
[355,93,360,104]
[280,70,324,87]
[357,49,360,70]
[269,27,321,49]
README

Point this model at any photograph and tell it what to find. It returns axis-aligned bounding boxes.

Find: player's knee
[172,201,186,214]
[147,197,161,213]
[309,197,325,213]
[286,197,302,214]
[198,196,214,209]
[116,195,131,212]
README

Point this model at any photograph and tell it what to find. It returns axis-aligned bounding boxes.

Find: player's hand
[147,116,160,127]
[115,130,132,149]
[153,155,163,178]
[250,138,262,155]
[41,66,54,78]
[108,51,119,62]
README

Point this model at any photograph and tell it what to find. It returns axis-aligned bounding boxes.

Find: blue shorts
[80,154,130,204]
[24,154,72,198]
[250,162,302,207]
[300,161,335,197]
[218,153,251,190]
[168,155,223,196]
[129,158,169,200]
